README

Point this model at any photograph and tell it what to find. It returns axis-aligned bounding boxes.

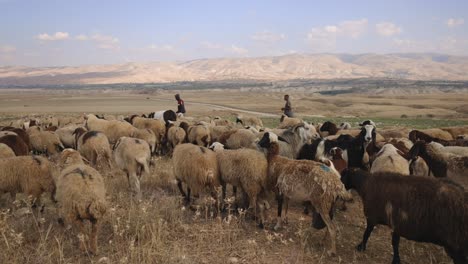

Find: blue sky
[0,0,467,66]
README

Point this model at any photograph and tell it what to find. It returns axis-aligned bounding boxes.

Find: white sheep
[429,141,468,156]
[172,143,220,207]
[370,144,410,175]
[209,142,269,227]
[55,124,81,149]
[113,137,151,201]
[56,149,107,255]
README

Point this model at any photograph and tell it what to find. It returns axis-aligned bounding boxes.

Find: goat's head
[209,142,224,151]
[360,124,376,143]
[258,132,288,148]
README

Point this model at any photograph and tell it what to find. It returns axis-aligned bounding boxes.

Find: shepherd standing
[281,94,294,117]
[175,94,186,116]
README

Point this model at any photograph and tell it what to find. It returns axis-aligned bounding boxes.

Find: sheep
[0,155,56,213]
[56,149,107,255]
[408,141,468,188]
[212,117,233,126]
[275,123,320,159]
[429,141,468,156]
[1,127,30,148]
[441,126,468,139]
[0,134,29,156]
[329,147,347,175]
[44,115,59,128]
[85,114,136,144]
[319,121,339,137]
[409,157,432,177]
[235,115,263,130]
[340,168,468,264]
[218,129,258,150]
[172,143,220,208]
[131,128,157,154]
[187,124,211,147]
[55,124,81,149]
[370,144,410,175]
[379,128,412,140]
[73,127,112,170]
[166,122,188,155]
[210,125,233,143]
[113,137,151,201]
[148,110,177,124]
[258,132,352,256]
[0,131,17,138]
[0,143,15,158]
[209,142,269,227]
[28,127,64,156]
[339,122,352,130]
[277,115,303,129]
[129,116,166,154]
[409,129,454,143]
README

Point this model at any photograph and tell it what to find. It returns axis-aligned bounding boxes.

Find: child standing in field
[281,94,294,117]
[175,94,186,115]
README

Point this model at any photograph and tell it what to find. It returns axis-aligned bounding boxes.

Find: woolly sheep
[340,168,468,264]
[28,127,64,156]
[113,137,151,200]
[0,134,29,156]
[74,127,112,170]
[0,143,15,158]
[55,124,81,149]
[130,116,166,154]
[409,141,468,188]
[219,129,258,150]
[56,149,107,255]
[187,124,211,147]
[172,143,220,208]
[277,115,303,129]
[429,141,468,156]
[236,115,263,130]
[0,156,56,212]
[132,128,157,154]
[370,144,410,175]
[209,142,269,227]
[258,132,352,256]
[166,122,188,154]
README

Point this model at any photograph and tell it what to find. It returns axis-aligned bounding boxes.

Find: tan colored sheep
[0,143,15,158]
[55,124,81,149]
[113,137,151,201]
[441,126,468,139]
[172,143,220,207]
[187,124,211,147]
[0,156,56,213]
[236,115,263,130]
[166,122,188,154]
[210,142,269,227]
[28,127,64,156]
[56,149,107,255]
[130,116,166,154]
[74,128,112,170]
[132,128,157,154]
[277,115,303,129]
[370,144,410,175]
[219,129,258,150]
[258,132,352,256]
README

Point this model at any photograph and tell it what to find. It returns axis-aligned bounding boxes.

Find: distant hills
[1,53,468,85]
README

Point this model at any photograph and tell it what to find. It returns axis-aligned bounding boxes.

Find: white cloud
[90,34,119,50]
[251,31,286,43]
[36,32,69,41]
[307,18,368,51]
[447,18,464,28]
[376,22,402,37]
[0,45,16,53]
[75,34,88,41]
[230,44,248,55]
[148,44,176,52]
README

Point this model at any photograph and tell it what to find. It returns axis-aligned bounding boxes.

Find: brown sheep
[0,134,29,156]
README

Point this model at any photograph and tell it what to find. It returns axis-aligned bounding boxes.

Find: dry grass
[0,157,453,264]
[0,90,461,263]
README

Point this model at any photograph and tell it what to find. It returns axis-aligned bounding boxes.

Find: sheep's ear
[278,136,288,143]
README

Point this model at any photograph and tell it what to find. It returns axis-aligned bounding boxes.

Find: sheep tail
[136,156,150,176]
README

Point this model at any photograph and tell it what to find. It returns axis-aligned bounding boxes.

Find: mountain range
[1,53,468,86]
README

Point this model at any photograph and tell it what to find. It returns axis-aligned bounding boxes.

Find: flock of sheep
[0,111,467,263]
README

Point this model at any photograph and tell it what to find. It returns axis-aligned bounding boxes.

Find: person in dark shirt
[281,94,293,117]
[175,94,186,114]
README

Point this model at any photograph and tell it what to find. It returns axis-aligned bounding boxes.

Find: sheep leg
[221,183,227,212]
[89,219,99,255]
[75,219,87,253]
[283,197,289,224]
[391,232,401,264]
[128,173,142,201]
[320,210,337,256]
[357,223,375,251]
[176,180,187,199]
[274,193,284,231]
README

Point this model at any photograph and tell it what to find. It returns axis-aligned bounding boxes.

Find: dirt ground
[0,89,464,263]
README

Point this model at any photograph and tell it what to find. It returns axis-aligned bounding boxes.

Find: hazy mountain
[1,53,468,85]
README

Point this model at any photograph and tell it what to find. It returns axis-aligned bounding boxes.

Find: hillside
[1,53,468,85]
